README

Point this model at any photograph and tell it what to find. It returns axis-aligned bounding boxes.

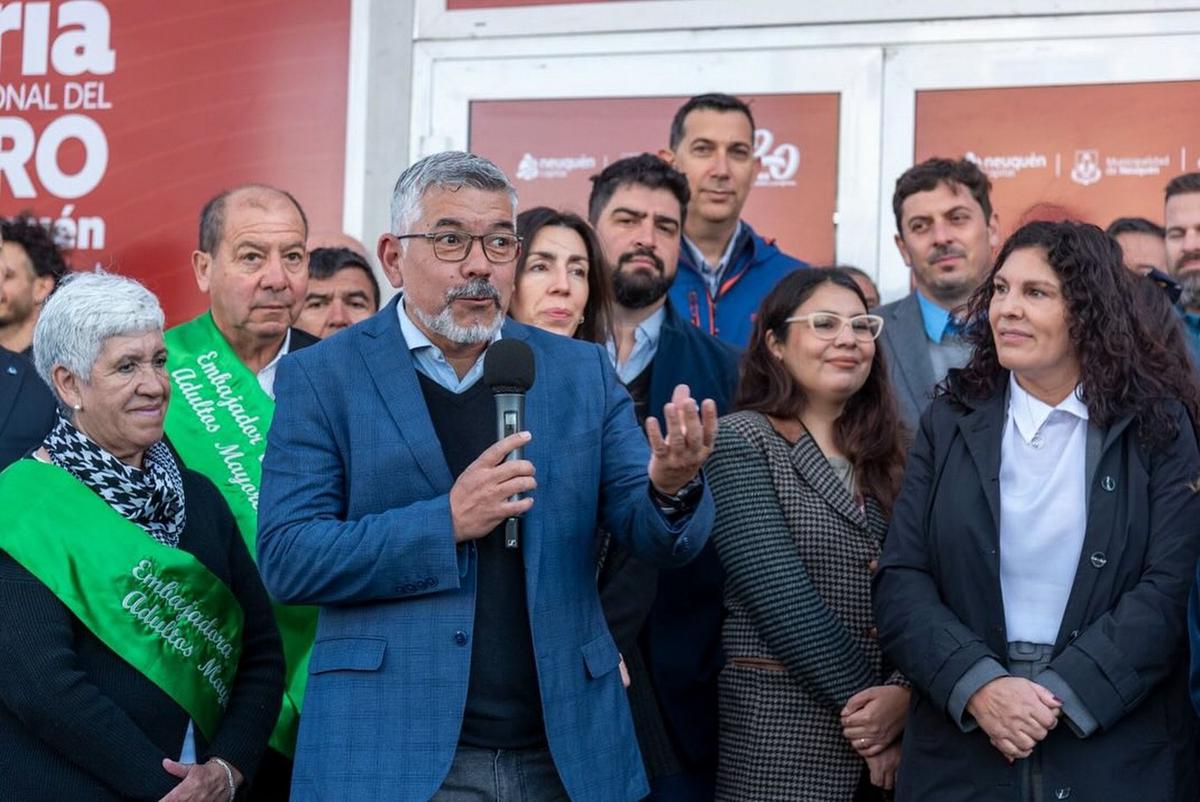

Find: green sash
[0,460,244,739]
[165,312,316,756]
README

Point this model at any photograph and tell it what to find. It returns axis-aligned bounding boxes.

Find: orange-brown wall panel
[914,81,1200,237]
[469,94,839,266]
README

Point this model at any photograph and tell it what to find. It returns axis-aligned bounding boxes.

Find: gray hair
[198,184,309,254]
[390,151,518,234]
[34,271,165,393]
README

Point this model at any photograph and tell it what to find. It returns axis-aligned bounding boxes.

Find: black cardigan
[0,467,284,800]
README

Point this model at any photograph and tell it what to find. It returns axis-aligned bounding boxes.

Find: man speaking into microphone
[256,152,717,802]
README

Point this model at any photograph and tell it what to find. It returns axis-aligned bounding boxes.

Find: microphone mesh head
[484,339,535,393]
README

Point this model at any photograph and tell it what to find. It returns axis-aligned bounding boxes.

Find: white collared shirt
[256,328,292,400]
[397,295,502,394]
[998,374,1089,645]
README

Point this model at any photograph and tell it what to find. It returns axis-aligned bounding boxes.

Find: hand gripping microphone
[483,339,536,549]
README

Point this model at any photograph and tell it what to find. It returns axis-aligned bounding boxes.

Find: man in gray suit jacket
[876,157,999,427]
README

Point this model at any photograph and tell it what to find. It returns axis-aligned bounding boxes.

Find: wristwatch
[649,474,705,515]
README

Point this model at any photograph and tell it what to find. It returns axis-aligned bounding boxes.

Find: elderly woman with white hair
[0,272,284,801]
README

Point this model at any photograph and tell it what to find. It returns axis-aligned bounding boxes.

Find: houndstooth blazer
[706,411,895,802]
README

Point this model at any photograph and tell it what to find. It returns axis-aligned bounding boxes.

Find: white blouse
[998,374,1089,645]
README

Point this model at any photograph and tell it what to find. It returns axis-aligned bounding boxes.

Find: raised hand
[646,384,718,495]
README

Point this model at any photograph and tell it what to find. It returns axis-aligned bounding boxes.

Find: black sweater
[417,374,544,749]
[0,467,285,800]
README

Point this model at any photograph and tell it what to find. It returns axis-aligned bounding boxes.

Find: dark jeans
[244,747,292,802]
[433,744,569,802]
[646,767,715,802]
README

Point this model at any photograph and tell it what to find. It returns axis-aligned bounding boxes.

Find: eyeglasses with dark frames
[393,230,522,264]
[784,313,885,342]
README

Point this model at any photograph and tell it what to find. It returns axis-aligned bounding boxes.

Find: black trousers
[244,747,292,801]
[1008,641,1055,802]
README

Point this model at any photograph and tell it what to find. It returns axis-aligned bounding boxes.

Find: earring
[72,403,82,411]
[579,315,586,324]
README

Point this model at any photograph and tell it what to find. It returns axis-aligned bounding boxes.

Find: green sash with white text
[0,460,244,739]
[164,312,316,756]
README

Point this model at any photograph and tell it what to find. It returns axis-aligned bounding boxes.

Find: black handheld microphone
[483,339,536,549]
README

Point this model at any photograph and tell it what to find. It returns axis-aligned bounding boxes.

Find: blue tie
[944,315,966,340]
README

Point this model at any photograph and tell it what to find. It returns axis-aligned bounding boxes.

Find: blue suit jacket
[256,300,714,802]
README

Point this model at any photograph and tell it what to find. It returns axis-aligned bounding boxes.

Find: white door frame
[413,0,1195,40]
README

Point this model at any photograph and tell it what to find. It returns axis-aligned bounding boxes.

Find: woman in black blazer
[875,221,1200,802]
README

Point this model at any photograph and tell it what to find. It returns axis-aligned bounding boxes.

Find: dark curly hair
[1,213,70,284]
[946,220,1195,446]
[736,268,908,512]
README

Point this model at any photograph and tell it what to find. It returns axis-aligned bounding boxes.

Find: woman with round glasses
[704,268,909,800]
[875,221,1200,801]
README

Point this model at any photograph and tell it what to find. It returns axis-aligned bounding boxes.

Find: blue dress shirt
[682,221,745,298]
[397,296,501,393]
[606,305,666,385]
[915,290,962,344]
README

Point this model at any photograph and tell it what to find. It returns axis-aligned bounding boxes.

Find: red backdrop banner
[914,81,1200,236]
[468,94,840,265]
[0,0,351,325]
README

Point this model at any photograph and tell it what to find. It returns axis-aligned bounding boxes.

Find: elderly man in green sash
[164,185,320,798]
[0,271,283,800]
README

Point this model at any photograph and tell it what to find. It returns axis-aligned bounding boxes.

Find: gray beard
[1180,273,1200,311]
[409,299,503,345]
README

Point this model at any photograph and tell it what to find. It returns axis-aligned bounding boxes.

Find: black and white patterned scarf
[44,415,186,548]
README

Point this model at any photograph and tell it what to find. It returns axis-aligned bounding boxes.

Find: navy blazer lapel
[648,302,683,417]
[1098,414,1135,457]
[356,299,453,492]
[887,295,938,413]
[1053,414,1135,648]
[956,389,1007,534]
